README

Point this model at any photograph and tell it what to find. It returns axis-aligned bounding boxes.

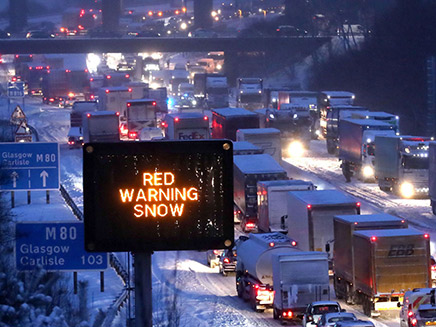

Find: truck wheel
[333,275,343,299]
[236,279,244,298]
[432,200,436,215]
[326,140,335,154]
[362,295,372,317]
[273,307,279,320]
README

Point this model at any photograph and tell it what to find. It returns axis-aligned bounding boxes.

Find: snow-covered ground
[4,96,413,327]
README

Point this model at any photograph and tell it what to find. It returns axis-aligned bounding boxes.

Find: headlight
[269,113,275,119]
[216,64,222,70]
[400,182,414,198]
[192,100,197,105]
[362,166,374,178]
[293,113,298,119]
[287,141,304,158]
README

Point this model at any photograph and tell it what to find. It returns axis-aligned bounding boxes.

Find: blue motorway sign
[15,222,108,271]
[0,142,60,191]
[8,81,25,98]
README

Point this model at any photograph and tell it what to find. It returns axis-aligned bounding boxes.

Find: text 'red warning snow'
[119,172,198,218]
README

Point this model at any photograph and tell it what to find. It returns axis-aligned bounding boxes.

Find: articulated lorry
[68,101,98,148]
[236,77,263,110]
[194,73,229,109]
[82,111,120,143]
[236,232,330,323]
[333,214,408,303]
[233,141,264,156]
[339,119,397,182]
[121,99,158,140]
[375,135,431,198]
[212,107,259,140]
[285,190,361,264]
[257,180,315,233]
[98,86,133,112]
[163,112,210,140]
[234,154,287,232]
[236,128,282,163]
[334,227,431,316]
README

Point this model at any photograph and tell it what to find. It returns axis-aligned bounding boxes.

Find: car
[316,312,357,327]
[276,25,308,37]
[206,249,224,268]
[26,30,55,38]
[218,248,237,276]
[188,28,218,38]
[303,301,343,327]
[334,320,375,327]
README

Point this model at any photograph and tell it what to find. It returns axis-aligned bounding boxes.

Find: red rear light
[148,10,153,16]
[125,74,130,79]
[90,78,94,81]
[307,204,312,210]
[291,241,297,247]
[128,88,132,92]
[269,242,275,247]
[127,103,131,107]
[203,116,208,120]
[371,236,377,242]
[106,75,111,79]
[424,234,429,239]
[105,89,110,93]
[356,202,361,207]
[354,222,358,225]
[254,284,259,289]
[152,101,157,106]
[29,67,32,70]
[174,117,179,122]
[158,11,163,16]
[175,10,180,14]
[87,113,91,118]
[411,318,417,326]
[245,222,256,229]
[223,258,230,264]
[116,112,120,116]
[90,95,95,99]
[49,98,54,102]
[408,311,414,317]
[128,131,137,139]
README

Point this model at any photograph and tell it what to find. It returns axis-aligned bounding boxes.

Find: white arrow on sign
[40,170,49,187]
[11,171,18,188]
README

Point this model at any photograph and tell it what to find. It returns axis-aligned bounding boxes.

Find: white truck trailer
[236,128,282,163]
[257,180,315,233]
[162,112,210,140]
[82,111,120,143]
[97,86,133,112]
[233,141,264,156]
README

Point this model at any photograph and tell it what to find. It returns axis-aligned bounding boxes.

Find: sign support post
[134,252,152,327]
[11,191,15,208]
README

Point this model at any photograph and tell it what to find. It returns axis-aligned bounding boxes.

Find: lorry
[333,214,408,304]
[319,105,368,154]
[235,233,299,312]
[236,232,330,323]
[236,77,263,110]
[68,101,98,148]
[285,190,361,263]
[211,107,259,141]
[257,180,316,233]
[82,111,120,143]
[257,104,312,151]
[143,87,168,114]
[234,154,287,232]
[334,227,431,316]
[194,73,229,109]
[233,141,264,156]
[162,112,210,140]
[236,128,282,163]
[429,142,436,214]
[121,99,158,140]
[339,119,397,182]
[169,70,189,96]
[375,135,431,198]
[97,86,133,112]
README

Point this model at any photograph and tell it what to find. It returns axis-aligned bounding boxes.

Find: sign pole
[134,251,152,327]
[46,190,50,204]
[74,271,78,294]
[11,191,14,208]
[27,190,31,204]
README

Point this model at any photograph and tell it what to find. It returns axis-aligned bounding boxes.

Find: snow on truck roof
[101,86,130,92]
[288,190,357,206]
[86,111,118,116]
[321,91,355,97]
[237,128,280,135]
[232,141,261,151]
[166,112,205,119]
[234,154,285,174]
[127,98,155,103]
[341,118,393,127]
[334,213,405,224]
[258,180,313,187]
[248,232,296,245]
[354,227,426,239]
[212,107,257,117]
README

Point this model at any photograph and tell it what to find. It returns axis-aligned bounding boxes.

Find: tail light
[213,250,220,255]
[245,222,256,229]
[291,241,297,247]
[203,116,208,120]
[87,113,91,118]
[408,311,414,317]
[223,258,230,264]
[307,204,312,210]
[411,318,417,326]
[128,131,137,139]
[269,242,275,247]
[371,236,377,242]
[283,311,293,318]
[125,74,130,79]
[152,101,157,106]
[174,117,179,122]
[431,265,436,271]
[424,234,429,239]
[106,75,111,79]
[356,202,361,207]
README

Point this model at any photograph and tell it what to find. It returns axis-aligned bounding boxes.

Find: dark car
[218,248,237,276]
[26,30,55,39]
[276,25,308,37]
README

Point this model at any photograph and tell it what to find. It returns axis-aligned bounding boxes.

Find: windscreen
[402,156,429,169]
[313,305,340,315]
[419,309,436,318]
[210,88,228,94]
[328,317,355,323]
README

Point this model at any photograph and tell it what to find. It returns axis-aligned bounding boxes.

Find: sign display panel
[83,140,233,252]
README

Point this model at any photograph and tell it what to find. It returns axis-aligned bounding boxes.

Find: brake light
[291,241,297,247]
[269,242,275,247]
[105,89,110,93]
[424,234,429,239]
[128,88,132,92]
[152,101,157,106]
[283,311,293,318]
[116,112,120,116]
[203,116,208,120]
[128,131,137,139]
[371,236,377,242]
[90,95,95,99]
[125,74,130,79]
[356,202,361,207]
[307,204,312,210]
[106,75,111,79]
[158,11,163,16]
[148,10,153,16]
[87,113,91,118]
[408,311,414,317]
[411,318,417,326]
[68,92,75,98]
[174,117,179,122]
[223,258,230,264]
[90,78,94,81]
[127,103,131,107]
[49,98,54,102]
[245,222,256,229]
